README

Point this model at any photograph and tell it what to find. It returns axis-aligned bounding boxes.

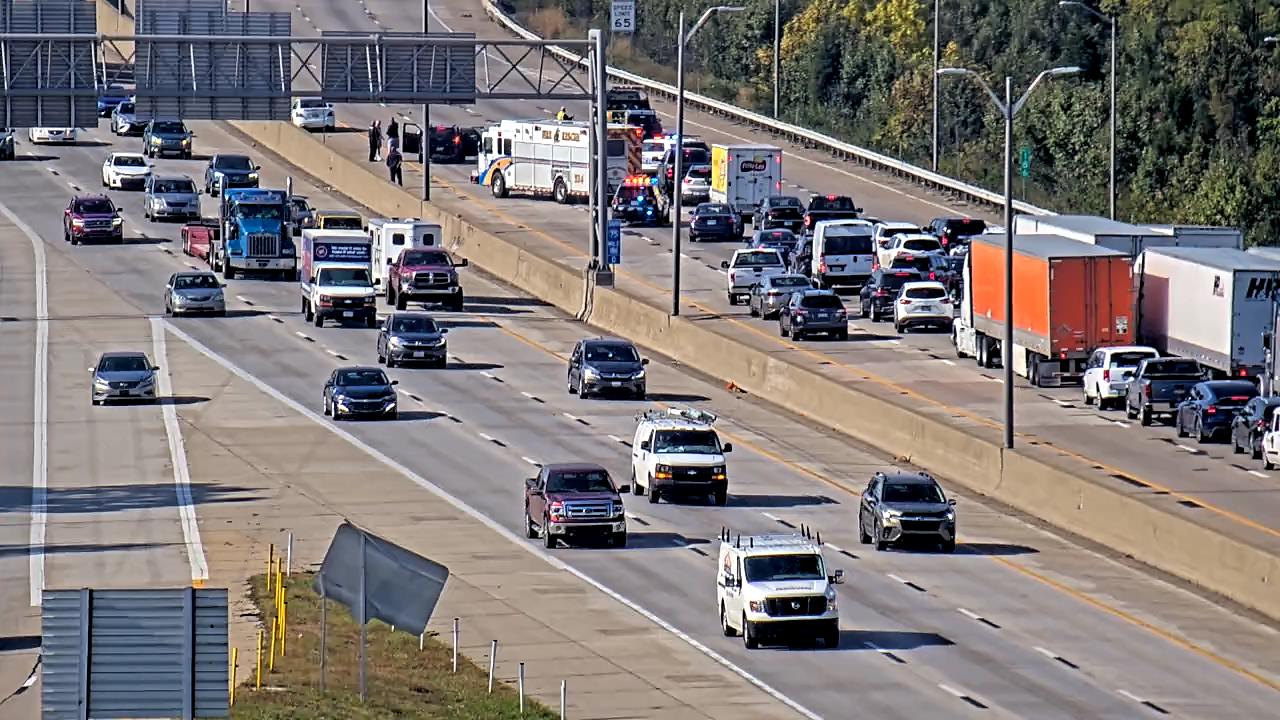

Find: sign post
[611,0,635,33]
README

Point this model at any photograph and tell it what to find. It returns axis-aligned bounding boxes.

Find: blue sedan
[97,83,131,116]
[1174,380,1258,443]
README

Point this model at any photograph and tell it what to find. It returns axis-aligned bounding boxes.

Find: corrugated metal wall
[0,0,99,128]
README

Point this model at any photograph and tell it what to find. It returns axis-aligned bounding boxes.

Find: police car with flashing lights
[612,175,670,227]
[717,527,843,649]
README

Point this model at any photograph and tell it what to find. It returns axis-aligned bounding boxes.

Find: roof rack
[719,525,824,549]
[636,406,717,426]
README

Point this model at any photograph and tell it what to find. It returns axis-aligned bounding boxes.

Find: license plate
[829,265,845,271]
[919,305,935,312]
[256,260,269,267]
[610,381,623,387]
[707,219,718,225]
[342,310,354,317]
[413,351,425,358]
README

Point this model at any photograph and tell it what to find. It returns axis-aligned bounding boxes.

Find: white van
[810,219,876,289]
[368,218,443,289]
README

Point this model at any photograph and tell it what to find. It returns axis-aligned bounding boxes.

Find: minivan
[810,219,876,289]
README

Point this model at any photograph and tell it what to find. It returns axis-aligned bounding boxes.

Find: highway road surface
[230,0,1280,559]
[0,116,1277,718]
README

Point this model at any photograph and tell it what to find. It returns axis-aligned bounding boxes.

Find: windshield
[768,196,803,208]
[882,482,945,503]
[173,275,220,290]
[894,256,934,272]
[686,165,710,179]
[239,204,282,220]
[734,252,782,268]
[103,84,127,96]
[800,295,843,309]
[299,99,326,109]
[1146,360,1201,376]
[317,268,371,286]
[1110,351,1157,368]
[756,230,795,244]
[152,121,186,134]
[771,276,811,289]
[336,369,389,386]
[809,196,857,212]
[652,429,720,454]
[546,470,614,493]
[155,179,195,194]
[881,226,920,238]
[291,198,311,211]
[743,554,824,583]
[402,250,451,266]
[117,102,135,114]
[320,216,362,229]
[945,219,986,236]
[903,239,942,252]
[75,198,115,214]
[879,272,921,289]
[678,148,710,164]
[585,343,639,363]
[113,155,146,167]
[215,155,252,171]
[391,316,438,334]
[642,141,663,154]
[824,234,873,255]
[905,286,947,300]
[698,204,732,216]
[1207,383,1257,403]
[98,356,149,373]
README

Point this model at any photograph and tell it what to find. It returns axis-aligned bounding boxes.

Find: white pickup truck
[721,248,787,305]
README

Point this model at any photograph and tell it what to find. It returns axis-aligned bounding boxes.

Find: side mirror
[948,498,957,506]
[87,366,96,373]
[639,440,651,451]
[219,283,227,288]
[722,443,733,453]
[641,358,649,366]
[829,569,845,584]
[440,328,449,334]
[720,261,730,269]
[456,258,470,267]
[151,365,160,371]
[616,484,631,494]
[254,165,261,171]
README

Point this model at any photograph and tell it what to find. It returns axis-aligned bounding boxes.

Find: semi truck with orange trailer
[953,233,1136,387]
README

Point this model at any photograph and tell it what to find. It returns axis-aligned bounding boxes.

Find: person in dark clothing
[387,116,399,146]
[368,120,382,162]
[387,147,403,186]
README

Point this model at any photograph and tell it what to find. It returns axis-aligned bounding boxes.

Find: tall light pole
[1059,1,1116,219]
[423,0,431,202]
[672,5,745,317]
[773,0,781,118]
[936,66,1083,449]
[931,0,940,172]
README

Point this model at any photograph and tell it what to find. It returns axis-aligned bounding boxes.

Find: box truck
[1137,247,1280,379]
[953,234,1136,386]
[300,229,377,328]
[709,143,782,225]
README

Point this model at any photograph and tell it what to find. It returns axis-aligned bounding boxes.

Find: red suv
[64,194,123,245]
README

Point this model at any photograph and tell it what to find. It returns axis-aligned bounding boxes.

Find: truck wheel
[742,616,758,649]
[447,294,464,312]
[524,510,538,539]
[823,623,840,648]
[631,472,642,495]
[395,292,408,311]
[1029,358,1042,387]
[313,309,323,327]
[713,488,727,506]
[365,314,377,329]
[1125,402,1137,420]
[1266,454,1275,471]
[1140,407,1152,427]
[386,283,394,304]
[542,518,556,549]
[221,255,235,280]
[303,298,313,322]
[647,479,660,504]
[553,179,569,205]
[610,531,627,548]
[721,605,738,637]
[858,516,871,544]
[491,173,508,199]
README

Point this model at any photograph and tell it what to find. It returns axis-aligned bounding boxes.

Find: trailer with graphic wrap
[709,143,782,226]
[471,119,630,203]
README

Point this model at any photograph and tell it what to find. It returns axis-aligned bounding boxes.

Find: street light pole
[773,0,781,119]
[931,0,940,172]
[423,0,431,202]
[936,66,1083,449]
[672,5,745,317]
[1059,1,1116,219]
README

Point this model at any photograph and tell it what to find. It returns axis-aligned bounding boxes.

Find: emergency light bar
[623,175,660,187]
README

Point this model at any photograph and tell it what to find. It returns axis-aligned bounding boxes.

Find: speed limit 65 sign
[611,0,635,33]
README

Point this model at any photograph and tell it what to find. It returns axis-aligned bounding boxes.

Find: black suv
[928,216,987,253]
[376,311,449,368]
[753,196,804,233]
[859,268,924,322]
[567,337,649,400]
[858,471,956,552]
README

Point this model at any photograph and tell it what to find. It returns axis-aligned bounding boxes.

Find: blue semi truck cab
[212,188,298,280]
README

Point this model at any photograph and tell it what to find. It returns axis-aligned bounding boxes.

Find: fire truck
[472,119,633,203]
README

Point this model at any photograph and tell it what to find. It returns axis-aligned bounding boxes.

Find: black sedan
[748,229,798,265]
[754,195,805,233]
[689,202,742,241]
[377,312,448,368]
[1230,396,1280,458]
[859,268,923,322]
[322,366,400,420]
[1174,380,1258,443]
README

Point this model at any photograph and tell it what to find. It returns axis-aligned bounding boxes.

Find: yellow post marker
[255,629,263,688]
[229,647,238,705]
[268,615,277,672]
[280,601,286,657]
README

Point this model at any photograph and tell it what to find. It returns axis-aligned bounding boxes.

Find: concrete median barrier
[229,120,1279,621]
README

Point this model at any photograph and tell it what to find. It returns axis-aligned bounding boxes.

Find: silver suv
[144,175,201,222]
[858,471,956,552]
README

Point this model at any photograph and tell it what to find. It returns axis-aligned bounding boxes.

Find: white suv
[872,221,921,252]
[722,248,786,305]
[893,280,952,333]
[631,407,732,505]
[876,233,943,269]
[717,530,843,649]
[1082,346,1159,410]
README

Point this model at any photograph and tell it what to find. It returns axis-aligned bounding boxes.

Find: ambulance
[472,119,632,204]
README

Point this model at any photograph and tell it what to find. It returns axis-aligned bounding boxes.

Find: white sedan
[291,98,336,130]
[28,127,77,144]
[101,152,152,190]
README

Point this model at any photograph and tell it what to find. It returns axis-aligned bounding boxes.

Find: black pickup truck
[802,194,862,235]
[1125,357,1206,426]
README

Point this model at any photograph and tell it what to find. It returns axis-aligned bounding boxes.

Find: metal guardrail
[480,0,1056,218]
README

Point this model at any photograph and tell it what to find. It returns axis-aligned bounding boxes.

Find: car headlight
[711,465,727,481]
[882,509,902,520]
[388,337,404,349]
[138,377,155,387]
[633,369,645,380]
[430,337,447,346]
[747,600,763,613]
[583,368,600,380]
[93,378,109,388]
[248,172,259,180]
[182,138,191,145]
[112,218,123,226]
[654,464,673,480]
[945,508,955,521]
[151,136,162,144]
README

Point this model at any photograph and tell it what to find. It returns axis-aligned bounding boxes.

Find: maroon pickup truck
[386,248,469,311]
[524,463,629,549]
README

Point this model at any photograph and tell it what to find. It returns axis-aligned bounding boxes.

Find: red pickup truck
[181,219,220,263]
[524,463,628,548]
[386,247,468,311]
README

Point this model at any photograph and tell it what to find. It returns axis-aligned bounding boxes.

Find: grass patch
[232,573,556,719]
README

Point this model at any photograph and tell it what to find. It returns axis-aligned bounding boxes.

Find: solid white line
[520,391,536,399]
[1249,470,1269,478]
[957,608,982,621]
[481,371,496,379]
[1117,689,1145,703]
[161,321,824,720]
[0,201,49,607]
[235,295,253,304]
[608,434,626,443]
[1175,444,1201,454]
[937,684,967,699]
[1111,421,1130,428]
[150,318,209,584]
[521,456,541,466]
[1033,646,1058,660]
[940,359,956,366]
[397,388,414,397]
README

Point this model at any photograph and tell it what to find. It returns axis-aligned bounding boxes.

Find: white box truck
[1138,247,1280,378]
[710,143,782,225]
[300,229,377,328]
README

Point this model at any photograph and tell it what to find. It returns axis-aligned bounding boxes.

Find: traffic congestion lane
[15,123,1280,713]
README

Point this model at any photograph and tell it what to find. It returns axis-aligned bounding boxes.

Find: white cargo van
[367,218,443,289]
[809,219,875,289]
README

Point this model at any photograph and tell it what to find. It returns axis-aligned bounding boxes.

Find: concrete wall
[95,0,134,61]
[229,120,1280,621]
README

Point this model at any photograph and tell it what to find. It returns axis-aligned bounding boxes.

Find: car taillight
[899,298,911,305]
[940,297,951,304]
[1258,419,1268,429]
[874,289,887,297]
[1207,406,1217,415]
[1144,385,1151,398]
[1103,369,1111,382]
[804,216,812,227]
[819,261,827,272]
[929,272,936,280]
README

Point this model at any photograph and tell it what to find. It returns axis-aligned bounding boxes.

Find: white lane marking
[937,684,968,699]
[520,391,536,399]
[957,608,982,621]
[1249,470,1269,478]
[481,371,496,379]
[294,331,311,340]
[521,456,541,467]
[397,388,414,397]
[235,295,253,305]
[1033,646,1058,660]
[761,511,783,522]
[823,542,845,552]
[1117,689,1146,703]
[0,200,49,607]
[478,432,497,442]
[1051,399,1072,407]
[1175,444,1201,454]
[562,412,580,422]
[940,359,955,366]
[887,573,909,584]
[150,318,209,584]
[1111,421,1130,428]
[161,322,824,720]
[326,349,342,358]
[608,434,627,443]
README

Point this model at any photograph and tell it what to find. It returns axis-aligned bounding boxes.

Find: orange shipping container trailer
[968,233,1135,386]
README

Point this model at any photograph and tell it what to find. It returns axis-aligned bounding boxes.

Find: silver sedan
[90,351,158,405]
[164,271,226,316]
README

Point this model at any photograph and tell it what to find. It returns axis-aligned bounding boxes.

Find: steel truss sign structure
[0,0,98,128]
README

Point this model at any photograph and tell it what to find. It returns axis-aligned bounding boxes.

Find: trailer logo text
[1245,276,1280,300]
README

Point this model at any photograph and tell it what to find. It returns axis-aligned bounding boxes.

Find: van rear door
[816,224,875,285]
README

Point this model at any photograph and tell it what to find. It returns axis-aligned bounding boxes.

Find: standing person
[387,116,399,147]
[367,120,382,162]
[387,145,403,186]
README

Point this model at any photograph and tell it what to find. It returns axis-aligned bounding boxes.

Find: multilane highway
[231,0,1280,557]
[0,116,1277,717]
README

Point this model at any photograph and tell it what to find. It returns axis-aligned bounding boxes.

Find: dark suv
[376,311,448,368]
[753,195,805,233]
[64,195,123,244]
[204,153,259,196]
[858,471,956,552]
[928,216,986,253]
[567,337,648,399]
[859,268,923,322]
[524,463,629,548]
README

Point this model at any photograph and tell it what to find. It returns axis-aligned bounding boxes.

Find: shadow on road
[0,542,161,558]
[726,494,840,509]
[0,483,259,515]
[955,542,1039,556]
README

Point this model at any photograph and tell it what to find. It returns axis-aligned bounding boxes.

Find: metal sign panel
[610,0,635,33]
[0,0,98,128]
[320,31,476,104]
[41,588,230,719]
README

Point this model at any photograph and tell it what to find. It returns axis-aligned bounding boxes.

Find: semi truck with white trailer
[1013,215,1242,256]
